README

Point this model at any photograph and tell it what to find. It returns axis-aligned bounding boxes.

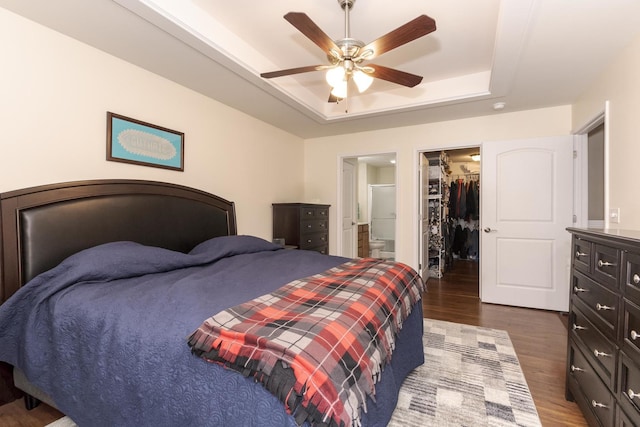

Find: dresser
[272,203,330,254]
[566,228,640,427]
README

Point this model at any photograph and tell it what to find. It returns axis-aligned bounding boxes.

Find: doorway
[420,147,481,296]
[340,153,396,260]
[421,137,575,312]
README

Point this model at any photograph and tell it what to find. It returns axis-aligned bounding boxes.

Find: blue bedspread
[0,235,424,426]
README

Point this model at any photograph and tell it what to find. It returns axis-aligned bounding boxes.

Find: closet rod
[452,173,479,179]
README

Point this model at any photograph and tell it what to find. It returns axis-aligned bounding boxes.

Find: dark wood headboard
[0,180,237,303]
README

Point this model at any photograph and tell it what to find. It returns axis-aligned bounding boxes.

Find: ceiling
[3,0,640,139]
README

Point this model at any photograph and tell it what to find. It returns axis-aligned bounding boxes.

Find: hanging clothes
[465,180,479,221]
[447,175,480,259]
[451,179,466,219]
[448,180,457,220]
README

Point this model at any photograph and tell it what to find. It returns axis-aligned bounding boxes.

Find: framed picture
[106,112,184,171]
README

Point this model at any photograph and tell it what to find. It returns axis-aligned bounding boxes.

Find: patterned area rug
[46,319,540,427]
[389,318,541,427]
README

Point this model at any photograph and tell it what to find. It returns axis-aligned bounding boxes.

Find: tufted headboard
[0,180,237,303]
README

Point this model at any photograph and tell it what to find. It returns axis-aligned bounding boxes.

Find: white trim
[573,134,588,228]
[604,101,611,228]
[571,100,609,228]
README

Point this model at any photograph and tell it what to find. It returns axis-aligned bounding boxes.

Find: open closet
[422,148,480,289]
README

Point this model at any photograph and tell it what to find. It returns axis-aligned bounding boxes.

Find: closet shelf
[426,152,449,279]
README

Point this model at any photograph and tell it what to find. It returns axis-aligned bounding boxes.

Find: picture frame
[106,112,184,171]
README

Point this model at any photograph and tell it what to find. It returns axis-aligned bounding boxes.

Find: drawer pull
[629,389,640,400]
[633,273,640,284]
[591,400,609,409]
[597,259,616,268]
[632,330,639,340]
[572,324,587,331]
[575,251,587,258]
[570,365,584,373]
[307,224,312,228]
[595,303,614,311]
[593,349,611,358]
[573,286,588,293]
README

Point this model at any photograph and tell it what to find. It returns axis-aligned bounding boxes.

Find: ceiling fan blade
[260,65,325,79]
[368,64,423,87]
[362,15,436,59]
[328,92,342,103]
[284,12,340,55]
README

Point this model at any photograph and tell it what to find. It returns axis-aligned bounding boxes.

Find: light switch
[610,207,620,224]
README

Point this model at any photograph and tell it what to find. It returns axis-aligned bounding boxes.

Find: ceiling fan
[260,0,437,102]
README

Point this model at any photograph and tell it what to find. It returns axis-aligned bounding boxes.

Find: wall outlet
[610,207,621,224]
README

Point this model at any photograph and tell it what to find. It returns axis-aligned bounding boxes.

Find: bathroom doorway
[340,153,396,260]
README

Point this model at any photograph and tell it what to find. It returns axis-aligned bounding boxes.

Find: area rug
[388,318,541,427]
[46,319,540,427]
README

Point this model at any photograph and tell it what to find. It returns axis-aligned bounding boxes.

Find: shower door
[368,184,396,259]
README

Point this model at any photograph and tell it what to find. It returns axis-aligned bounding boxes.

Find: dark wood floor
[0,259,587,426]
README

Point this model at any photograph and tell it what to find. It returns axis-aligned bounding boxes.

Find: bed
[0,179,424,427]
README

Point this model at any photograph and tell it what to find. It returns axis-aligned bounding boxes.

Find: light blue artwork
[109,114,183,170]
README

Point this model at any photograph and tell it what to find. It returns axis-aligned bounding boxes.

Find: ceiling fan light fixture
[353,69,373,92]
[331,81,348,99]
[326,66,346,87]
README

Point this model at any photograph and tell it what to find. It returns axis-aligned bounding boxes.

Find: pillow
[189,235,281,257]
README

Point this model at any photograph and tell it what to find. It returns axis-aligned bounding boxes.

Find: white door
[481,136,573,311]
[342,160,356,258]
[419,154,430,279]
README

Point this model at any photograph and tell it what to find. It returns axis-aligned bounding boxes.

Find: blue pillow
[189,235,281,257]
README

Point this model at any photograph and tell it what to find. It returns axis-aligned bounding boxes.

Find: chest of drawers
[272,203,330,254]
[566,228,640,427]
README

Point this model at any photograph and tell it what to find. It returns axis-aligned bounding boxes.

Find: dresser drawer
[593,243,621,291]
[300,206,329,219]
[298,233,328,249]
[568,341,616,427]
[300,219,328,234]
[622,299,640,358]
[623,250,640,306]
[574,236,592,275]
[572,271,618,337]
[618,351,640,424]
[571,306,618,389]
[617,405,638,427]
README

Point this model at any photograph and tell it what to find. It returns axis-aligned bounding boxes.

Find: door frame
[572,101,610,228]
[342,159,357,258]
[337,152,398,258]
[415,145,482,279]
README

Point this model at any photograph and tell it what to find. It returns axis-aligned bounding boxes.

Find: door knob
[484,227,497,233]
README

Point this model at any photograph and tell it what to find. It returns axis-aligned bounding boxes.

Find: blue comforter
[0,235,424,426]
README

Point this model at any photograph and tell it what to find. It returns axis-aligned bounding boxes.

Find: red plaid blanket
[188,258,424,427]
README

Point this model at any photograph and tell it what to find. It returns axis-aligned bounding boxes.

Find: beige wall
[573,32,640,230]
[0,8,304,239]
[7,4,640,269]
[304,106,572,269]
